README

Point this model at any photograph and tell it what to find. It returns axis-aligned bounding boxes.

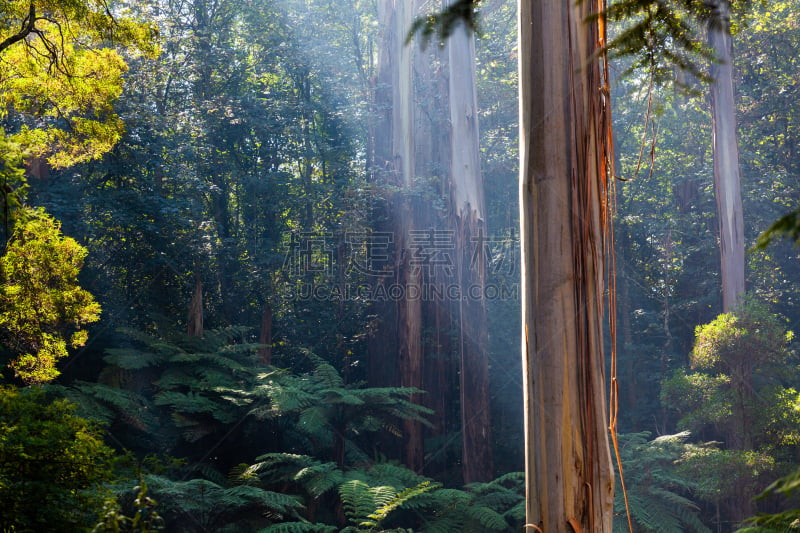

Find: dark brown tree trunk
[257,303,273,365]
[188,275,204,337]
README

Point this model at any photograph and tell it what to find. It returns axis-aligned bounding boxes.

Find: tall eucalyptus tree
[708,0,746,311]
[372,0,493,482]
[518,1,614,530]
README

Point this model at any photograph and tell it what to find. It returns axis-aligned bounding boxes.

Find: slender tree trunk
[188,275,204,337]
[257,303,273,364]
[519,0,614,531]
[447,7,493,483]
[709,0,745,311]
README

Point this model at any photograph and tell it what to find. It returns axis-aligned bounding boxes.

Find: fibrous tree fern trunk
[518,0,614,531]
[708,0,745,311]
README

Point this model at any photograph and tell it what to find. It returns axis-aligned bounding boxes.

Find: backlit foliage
[0,208,100,383]
[0,0,156,168]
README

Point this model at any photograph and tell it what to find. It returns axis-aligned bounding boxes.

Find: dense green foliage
[0,386,115,532]
[0,209,100,383]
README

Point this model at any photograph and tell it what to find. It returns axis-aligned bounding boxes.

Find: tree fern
[613,432,711,533]
[122,474,305,532]
[364,481,440,528]
[250,453,344,498]
[104,347,168,370]
[419,480,524,533]
[338,478,438,532]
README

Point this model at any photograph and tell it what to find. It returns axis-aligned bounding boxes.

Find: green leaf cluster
[0,0,157,169]
[0,208,100,383]
[252,454,523,532]
[736,466,800,532]
[0,385,116,532]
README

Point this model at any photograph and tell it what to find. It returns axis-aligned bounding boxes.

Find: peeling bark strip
[708,0,746,311]
[519,0,614,531]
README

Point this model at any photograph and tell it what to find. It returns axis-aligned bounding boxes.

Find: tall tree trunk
[709,3,750,518]
[257,303,273,364]
[518,0,614,531]
[375,0,425,472]
[447,6,493,484]
[188,275,204,337]
[709,0,745,312]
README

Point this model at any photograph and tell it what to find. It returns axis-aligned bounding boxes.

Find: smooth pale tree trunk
[707,2,751,516]
[375,0,425,472]
[373,0,494,479]
[519,1,614,531]
[708,0,745,311]
[446,7,493,484]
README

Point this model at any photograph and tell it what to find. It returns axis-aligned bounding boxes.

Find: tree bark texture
[257,303,273,364]
[709,0,746,312]
[375,0,425,472]
[447,4,493,484]
[188,275,204,337]
[519,0,614,531]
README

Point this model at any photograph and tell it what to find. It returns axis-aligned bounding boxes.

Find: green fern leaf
[464,505,507,531]
[367,481,441,525]
[104,347,166,369]
[257,523,338,533]
[340,479,377,524]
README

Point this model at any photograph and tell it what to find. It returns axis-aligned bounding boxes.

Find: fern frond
[297,406,330,434]
[170,351,249,372]
[251,453,343,497]
[311,362,345,389]
[339,479,378,525]
[74,382,158,431]
[366,481,441,526]
[155,391,236,422]
[44,383,115,425]
[295,462,344,497]
[363,462,428,488]
[421,506,467,533]
[104,347,166,369]
[222,485,304,514]
[464,505,507,531]
[257,522,338,533]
